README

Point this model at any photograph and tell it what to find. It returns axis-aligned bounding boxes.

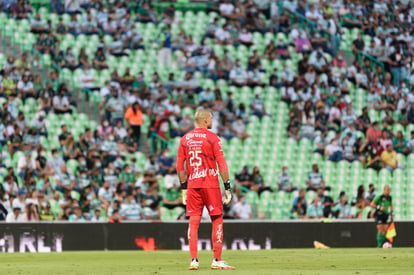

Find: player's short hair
[194,109,212,125]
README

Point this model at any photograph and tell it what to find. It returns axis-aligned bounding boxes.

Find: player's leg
[211,214,223,261]
[186,188,203,270]
[376,214,388,248]
[203,188,235,270]
[188,215,201,270]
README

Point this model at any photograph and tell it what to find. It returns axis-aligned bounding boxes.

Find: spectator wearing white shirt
[328,102,342,127]
[6,206,26,222]
[48,149,64,175]
[17,151,36,179]
[374,0,388,15]
[123,25,144,50]
[55,164,77,192]
[80,65,96,92]
[81,13,98,35]
[232,116,250,141]
[314,131,329,155]
[309,51,328,73]
[283,0,297,13]
[232,195,253,219]
[17,74,36,99]
[306,4,322,22]
[250,93,266,118]
[205,17,219,38]
[2,175,19,196]
[280,64,295,83]
[65,0,81,14]
[229,59,248,87]
[144,155,159,177]
[109,34,127,57]
[31,14,45,34]
[355,67,369,89]
[106,89,126,124]
[102,17,118,35]
[215,24,233,45]
[90,209,107,222]
[341,107,357,130]
[237,28,253,47]
[219,0,234,17]
[325,139,343,163]
[121,193,142,220]
[248,68,263,87]
[277,166,297,192]
[199,88,216,102]
[67,14,80,36]
[113,120,127,140]
[281,83,296,105]
[31,111,48,136]
[12,190,27,214]
[53,90,72,114]
[98,181,113,212]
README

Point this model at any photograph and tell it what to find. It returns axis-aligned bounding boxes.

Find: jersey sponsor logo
[189,168,219,180]
[187,140,203,146]
[185,133,207,140]
[216,224,223,244]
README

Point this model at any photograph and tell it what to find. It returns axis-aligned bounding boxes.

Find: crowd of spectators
[281,0,414,175]
[1,0,413,222]
[289,182,378,220]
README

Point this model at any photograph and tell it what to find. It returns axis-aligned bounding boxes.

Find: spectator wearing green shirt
[332,194,353,219]
[307,196,323,219]
[121,193,142,221]
[55,164,78,193]
[306,164,330,191]
[277,166,297,193]
[144,201,161,220]
[119,164,135,185]
[163,167,182,209]
[342,6,361,28]
[136,2,151,23]
[392,131,410,155]
[68,205,86,222]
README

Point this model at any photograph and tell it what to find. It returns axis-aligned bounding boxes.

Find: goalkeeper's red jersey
[176,128,227,189]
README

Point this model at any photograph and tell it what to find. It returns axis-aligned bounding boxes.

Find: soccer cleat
[188,258,199,270]
[211,259,235,270]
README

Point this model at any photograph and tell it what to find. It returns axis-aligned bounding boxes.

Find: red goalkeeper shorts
[186,188,223,217]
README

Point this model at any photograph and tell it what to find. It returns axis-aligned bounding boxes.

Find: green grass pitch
[1,249,414,274]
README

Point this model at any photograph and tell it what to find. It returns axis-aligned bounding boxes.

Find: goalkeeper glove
[180,181,187,205]
[223,180,233,205]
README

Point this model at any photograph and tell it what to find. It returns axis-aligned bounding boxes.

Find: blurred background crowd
[0,0,414,222]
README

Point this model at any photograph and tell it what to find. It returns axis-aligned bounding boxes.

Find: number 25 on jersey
[189,150,202,167]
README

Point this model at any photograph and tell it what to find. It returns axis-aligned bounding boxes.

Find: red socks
[188,215,201,259]
[211,215,223,261]
[188,215,223,261]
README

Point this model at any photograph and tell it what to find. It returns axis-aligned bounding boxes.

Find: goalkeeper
[176,109,235,270]
[370,185,393,248]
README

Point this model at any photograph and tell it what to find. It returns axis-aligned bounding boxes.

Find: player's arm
[213,137,232,204]
[176,140,187,205]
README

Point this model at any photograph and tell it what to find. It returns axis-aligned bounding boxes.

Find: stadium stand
[0,0,414,222]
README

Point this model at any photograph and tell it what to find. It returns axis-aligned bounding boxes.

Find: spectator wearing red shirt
[366,122,382,143]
